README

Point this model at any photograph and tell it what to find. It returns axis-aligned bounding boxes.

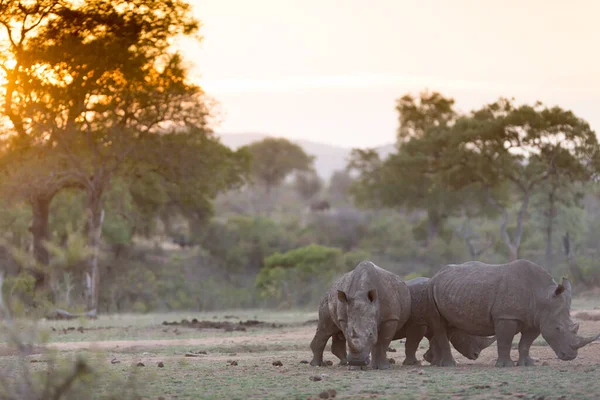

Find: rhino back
[406,277,430,324]
[431,260,552,336]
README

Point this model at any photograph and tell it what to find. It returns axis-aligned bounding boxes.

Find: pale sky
[177,0,600,148]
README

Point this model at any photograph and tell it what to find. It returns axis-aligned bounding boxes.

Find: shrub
[255,244,345,308]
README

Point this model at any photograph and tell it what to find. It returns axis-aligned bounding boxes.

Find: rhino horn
[571,323,580,334]
[572,332,600,349]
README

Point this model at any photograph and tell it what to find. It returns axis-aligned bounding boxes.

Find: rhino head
[337,288,379,367]
[539,278,600,361]
[449,330,497,360]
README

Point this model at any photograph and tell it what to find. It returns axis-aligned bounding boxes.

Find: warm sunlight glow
[177,0,600,148]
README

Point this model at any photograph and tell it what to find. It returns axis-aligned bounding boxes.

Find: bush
[255,244,345,308]
[0,322,144,400]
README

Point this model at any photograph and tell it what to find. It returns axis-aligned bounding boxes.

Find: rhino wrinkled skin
[426,259,600,367]
[309,261,411,370]
[395,277,496,365]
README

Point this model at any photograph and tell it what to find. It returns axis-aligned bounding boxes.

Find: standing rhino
[426,260,600,367]
[309,261,411,369]
[396,277,496,365]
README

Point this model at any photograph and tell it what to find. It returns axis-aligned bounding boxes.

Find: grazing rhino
[425,260,600,367]
[309,261,411,369]
[396,277,496,365]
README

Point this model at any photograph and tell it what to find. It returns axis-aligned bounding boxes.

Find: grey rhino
[396,277,496,365]
[309,261,411,369]
[425,260,600,367]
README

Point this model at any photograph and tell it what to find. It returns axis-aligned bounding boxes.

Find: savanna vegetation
[0,1,600,398]
[0,1,599,318]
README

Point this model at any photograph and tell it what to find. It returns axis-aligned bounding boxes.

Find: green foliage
[0,201,31,248]
[243,137,315,193]
[201,216,290,274]
[255,244,344,308]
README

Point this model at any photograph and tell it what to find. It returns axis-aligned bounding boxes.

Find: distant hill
[217,132,396,180]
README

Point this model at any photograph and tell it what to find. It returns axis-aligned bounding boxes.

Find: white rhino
[309,261,411,369]
[426,260,600,367]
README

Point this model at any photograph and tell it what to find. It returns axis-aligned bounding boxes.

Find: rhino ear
[555,285,566,296]
[561,277,572,293]
[367,289,377,302]
[337,290,348,303]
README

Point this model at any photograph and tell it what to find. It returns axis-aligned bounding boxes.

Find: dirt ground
[2,308,600,399]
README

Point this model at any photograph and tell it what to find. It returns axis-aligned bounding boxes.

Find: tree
[442,99,598,261]
[242,138,314,194]
[349,91,467,243]
[327,169,353,205]
[0,0,228,310]
[294,170,323,202]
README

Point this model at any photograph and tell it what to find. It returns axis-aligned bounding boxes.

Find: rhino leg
[516,329,539,367]
[494,319,518,367]
[331,331,348,365]
[426,313,456,366]
[403,324,426,366]
[310,309,341,366]
[371,320,397,370]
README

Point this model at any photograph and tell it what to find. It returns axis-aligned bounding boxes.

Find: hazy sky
[177,0,600,148]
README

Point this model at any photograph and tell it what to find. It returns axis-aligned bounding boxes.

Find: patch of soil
[574,311,600,321]
[45,325,315,352]
[161,318,282,332]
[0,345,46,357]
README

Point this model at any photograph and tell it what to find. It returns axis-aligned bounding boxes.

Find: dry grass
[2,302,600,399]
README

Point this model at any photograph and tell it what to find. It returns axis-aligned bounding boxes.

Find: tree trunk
[545,189,557,272]
[29,194,52,289]
[85,192,105,312]
[426,209,444,244]
[487,190,529,262]
[562,232,590,287]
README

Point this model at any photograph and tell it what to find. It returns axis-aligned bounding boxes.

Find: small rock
[30,359,39,363]
[536,397,545,400]
[387,347,396,352]
[542,361,549,366]
[498,382,508,386]
[300,360,309,364]
[77,327,84,333]
[136,362,145,367]
[327,389,337,397]
[325,360,333,366]
[51,327,56,332]
[320,373,329,378]
[158,397,165,400]
[228,353,237,356]
[228,360,238,366]
[272,360,283,366]
[388,358,395,364]
[319,391,329,399]
[110,358,121,364]
[309,375,322,381]
[157,362,164,368]
[185,353,201,357]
